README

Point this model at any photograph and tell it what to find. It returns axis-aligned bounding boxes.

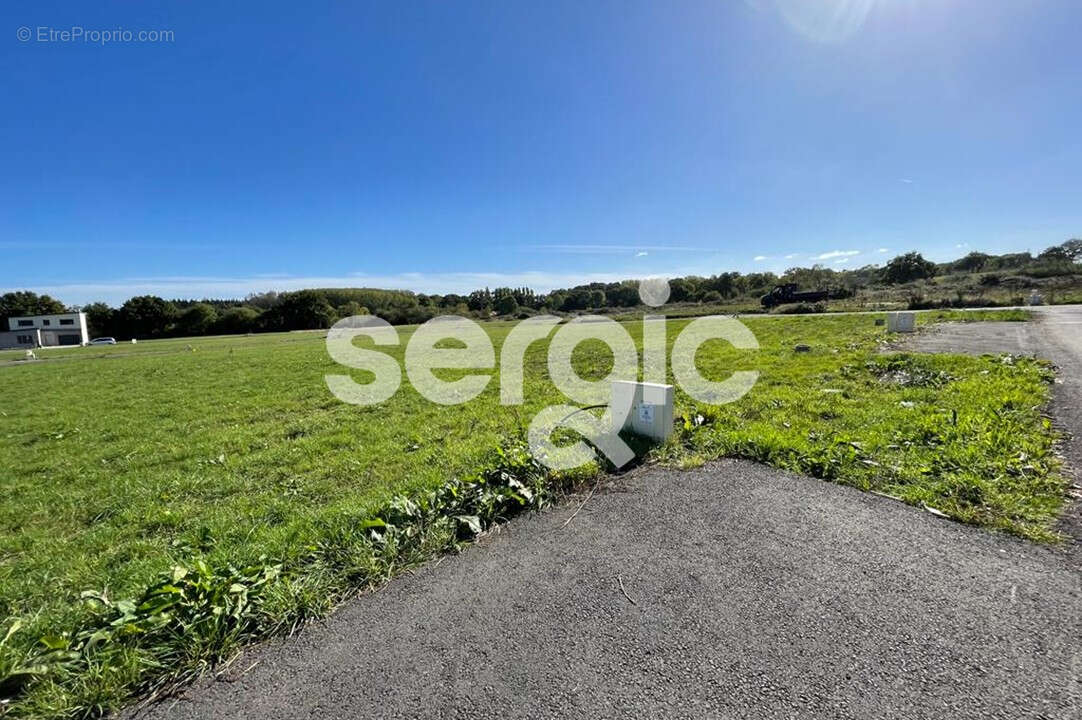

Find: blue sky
[2,0,1080,304]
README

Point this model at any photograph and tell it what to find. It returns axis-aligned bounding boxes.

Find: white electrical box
[611,380,675,441]
[886,312,915,333]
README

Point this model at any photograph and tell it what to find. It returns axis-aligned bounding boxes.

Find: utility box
[611,380,674,441]
[886,312,915,333]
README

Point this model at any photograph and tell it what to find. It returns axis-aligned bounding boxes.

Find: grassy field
[0,311,1066,717]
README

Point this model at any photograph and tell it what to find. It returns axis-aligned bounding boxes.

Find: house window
[17,335,33,344]
[42,319,51,326]
[59,318,74,326]
[17,320,32,327]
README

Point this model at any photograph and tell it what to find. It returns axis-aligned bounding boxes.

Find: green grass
[916,308,1031,324]
[0,310,1067,717]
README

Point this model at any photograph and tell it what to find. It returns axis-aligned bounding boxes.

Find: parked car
[89,337,117,345]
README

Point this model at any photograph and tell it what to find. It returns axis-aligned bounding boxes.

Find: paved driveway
[139,459,1081,720]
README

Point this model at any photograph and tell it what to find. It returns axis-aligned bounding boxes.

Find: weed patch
[863,355,957,388]
[1,444,581,716]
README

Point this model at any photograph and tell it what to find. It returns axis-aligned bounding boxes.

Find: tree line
[1,240,1078,340]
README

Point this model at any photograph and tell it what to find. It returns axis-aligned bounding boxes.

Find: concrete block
[611,380,674,441]
[887,312,915,333]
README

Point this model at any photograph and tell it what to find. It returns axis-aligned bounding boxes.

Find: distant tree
[743,272,779,293]
[880,252,937,285]
[952,252,992,273]
[705,273,740,298]
[177,303,218,336]
[783,264,834,289]
[668,278,696,303]
[336,301,368,319]
[262,290,338,330]
[605,282,640,307]
[709,272,740,298]
[0,291,66,329]
[701,290,723,303]
[244,291,280,310]
[987,252,1033,270]
[587,289,606,308]
[544,291,568,311]
[82,301,115,338]
[1061,239,1082,263]
[119,295,178,338]
[562,290,591,311]
[495,294,519,315]
[467,289,492,312]
[215,306,261,334]
[513,286,539,308]
[1038,244,1073,265]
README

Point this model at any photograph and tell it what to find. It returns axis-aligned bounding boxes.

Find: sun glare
[774,0,878,43]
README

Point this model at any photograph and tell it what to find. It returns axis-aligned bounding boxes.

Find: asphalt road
[137,307,1082,720]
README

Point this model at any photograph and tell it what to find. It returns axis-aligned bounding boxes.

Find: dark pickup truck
[760,284,829,309]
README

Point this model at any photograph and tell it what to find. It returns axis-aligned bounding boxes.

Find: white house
[0,312,89,349]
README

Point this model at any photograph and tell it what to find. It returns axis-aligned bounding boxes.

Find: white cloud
[526,244,712,254]
[6,270,661,307]
[898,178,914,184]
[753,255,769,261]
[817,250,860,260]
[877,248,889,253]
[784,253,800,259]
[635,251,648,257]
[955,243,969,249]
[833,258,850,265]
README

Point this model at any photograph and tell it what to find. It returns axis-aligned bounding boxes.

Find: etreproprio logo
[325,278,759,470]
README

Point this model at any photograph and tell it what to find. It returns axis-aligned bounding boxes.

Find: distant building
[0,312,89,349]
